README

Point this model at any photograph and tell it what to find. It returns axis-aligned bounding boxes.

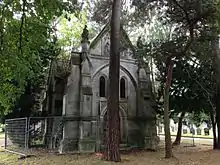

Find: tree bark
[164,57,174,158]
[214,36,220,149]
[216,97,220,149]
[150,56,156,94]
[104,0,121,162]
[215,91,220,149]
[172,112,185,146]
[210,111,217,149]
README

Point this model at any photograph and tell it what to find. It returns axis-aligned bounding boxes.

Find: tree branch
[19,0,26,52]
[169,0,196,58]
[188,57,200,66]
[170,0,190,25]
[0,7,5,49]
[170,0,193,38]
[0,1,13,51]
[185,68,215,113]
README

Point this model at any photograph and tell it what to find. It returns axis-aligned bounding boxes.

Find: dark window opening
[99,76,106,97]
[55,100,63,116]
[120,78,126,98]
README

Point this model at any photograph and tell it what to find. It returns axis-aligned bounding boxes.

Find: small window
[120,78,126,98]
[55,100,63,116]
[99,76,106,97]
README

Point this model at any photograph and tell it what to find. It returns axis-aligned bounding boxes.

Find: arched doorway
[101,108,127,144]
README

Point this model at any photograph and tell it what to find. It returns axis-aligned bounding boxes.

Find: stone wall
[58,23,159,153]
[59,64,80,153]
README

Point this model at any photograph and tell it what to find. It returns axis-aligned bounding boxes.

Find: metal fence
[5,118,28,155]
[4,116,129,156]
[5,117,64,156]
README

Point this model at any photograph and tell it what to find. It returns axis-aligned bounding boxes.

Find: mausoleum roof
[89,21,135,53]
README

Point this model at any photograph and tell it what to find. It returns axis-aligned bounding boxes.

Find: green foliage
[152,36,216,119]
[0,0,79,114]
[135,0,219,124]
[57,12,97,55]
[185,112,210,128]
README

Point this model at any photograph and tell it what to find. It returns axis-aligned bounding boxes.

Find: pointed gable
[89,22,135,60]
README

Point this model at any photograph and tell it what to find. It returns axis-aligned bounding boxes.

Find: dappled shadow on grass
[1,145,220,165]
[0,148,18,165]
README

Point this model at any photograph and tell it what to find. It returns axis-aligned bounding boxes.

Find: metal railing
[4,116,130,156]
[5,118,28,156]
[4,117,64,156]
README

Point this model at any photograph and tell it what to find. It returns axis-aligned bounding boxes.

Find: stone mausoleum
[45,22,158,153]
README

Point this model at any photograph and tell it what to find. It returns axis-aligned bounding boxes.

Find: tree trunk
[172,112,185,146]
[104,0,121,162]
[214,36,220,149]
[150,56,156,94]
[215,91,220,149]
[164,57,174,158]
[216,97,220,149]
[210,111,218,149]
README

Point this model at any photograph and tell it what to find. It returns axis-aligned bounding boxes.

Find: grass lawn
[0,132,4,139]
[159,133,214,139]
[0,144,220,165]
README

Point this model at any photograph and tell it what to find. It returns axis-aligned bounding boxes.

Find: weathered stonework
[54,23,159,153]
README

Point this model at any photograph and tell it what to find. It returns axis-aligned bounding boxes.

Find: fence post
[4,122,7,149]
[25,117,30,152]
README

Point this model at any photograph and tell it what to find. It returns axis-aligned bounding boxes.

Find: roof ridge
[89,22,134,52]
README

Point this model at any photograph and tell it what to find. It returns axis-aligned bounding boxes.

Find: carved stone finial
[81,25,89,43]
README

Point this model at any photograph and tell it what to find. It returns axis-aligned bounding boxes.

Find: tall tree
[0,0,79,114]
[105,0,121,162]
[137,0,216,158]
[213,35,220,148]
[154,28,217,147]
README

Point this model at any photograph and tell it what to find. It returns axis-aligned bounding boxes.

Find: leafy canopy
[0,0,80,114]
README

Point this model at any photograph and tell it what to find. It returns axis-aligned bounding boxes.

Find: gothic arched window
[120,78,126,98]
[99,76,106,97]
